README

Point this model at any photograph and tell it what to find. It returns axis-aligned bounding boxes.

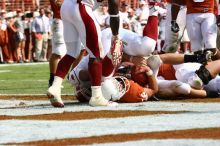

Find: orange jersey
[158,64,176,80]
[119,80,149,103]
[186,0,215,14]
[49,0,63,19]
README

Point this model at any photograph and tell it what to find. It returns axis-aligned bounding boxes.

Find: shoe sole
[47,92,64,108]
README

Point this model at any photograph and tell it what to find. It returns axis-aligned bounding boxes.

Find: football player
[47,0,122,107]
[68,55,158,103]
[171,0,220,63]
[48,0,67,87]
[157,62,220,99]
[162,0,190,53]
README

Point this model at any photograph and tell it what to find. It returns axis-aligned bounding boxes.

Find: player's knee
[171,81,191,95]
[141,37,156,54]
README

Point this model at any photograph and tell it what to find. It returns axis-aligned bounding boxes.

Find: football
[131,66,149,86]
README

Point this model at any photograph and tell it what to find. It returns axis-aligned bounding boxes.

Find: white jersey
[68,55,90,88]
[69,27,158,87]
[102,28,156,57]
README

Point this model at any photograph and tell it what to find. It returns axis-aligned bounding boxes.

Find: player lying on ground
[156,63,220,99]
[123,53,220,99]
[48,2,163,106]
[68,56,158,103]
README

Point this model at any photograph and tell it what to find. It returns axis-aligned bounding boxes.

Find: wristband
[110,14,119,17]
[146,70,153,76]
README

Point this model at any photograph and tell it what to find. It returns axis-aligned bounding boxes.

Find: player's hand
[108,35,123,66]
[171,20,179,33]
[135,65,151,74]
[131,56,147,66]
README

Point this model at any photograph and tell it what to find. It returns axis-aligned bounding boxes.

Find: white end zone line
[0,62,48,67]
[1,100,220,116]
[0,94,73,96]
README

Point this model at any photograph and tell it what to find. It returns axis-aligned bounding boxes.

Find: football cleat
[108,35,123,67]
[89,96,118,107]
[146,55,162,71]
[162,32,179,53]
[47,85,64,107]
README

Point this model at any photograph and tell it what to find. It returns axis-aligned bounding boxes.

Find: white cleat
[146,55,162,71]
[47,85,64,107]
[89,96,118,107]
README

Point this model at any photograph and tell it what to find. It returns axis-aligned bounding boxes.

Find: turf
[0,63,74,95]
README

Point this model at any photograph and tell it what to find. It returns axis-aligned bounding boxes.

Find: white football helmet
[101,76,130,101]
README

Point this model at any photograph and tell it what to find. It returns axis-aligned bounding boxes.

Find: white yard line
[0,112,220,144]
[1,100,220,116]
[0,70,11,73]
[0,62,48,67]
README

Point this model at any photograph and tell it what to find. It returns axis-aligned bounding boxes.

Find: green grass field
[0,63,74,95]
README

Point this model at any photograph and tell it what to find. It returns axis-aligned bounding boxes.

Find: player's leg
[47,0,81,107]
[48,19,67,87]
[76,3,117,106]
[195,60,220,85]
[201,13,220,60]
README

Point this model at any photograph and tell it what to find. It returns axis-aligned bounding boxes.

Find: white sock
[91,86,102,97]
[52,76,63,87]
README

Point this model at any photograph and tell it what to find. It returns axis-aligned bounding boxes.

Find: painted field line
[1,100,220,116]
[0,62,48,67]
[1,112,220,144]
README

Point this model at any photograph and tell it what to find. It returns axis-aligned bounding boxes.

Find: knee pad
[171,81,191,95]
[195,65,213,85]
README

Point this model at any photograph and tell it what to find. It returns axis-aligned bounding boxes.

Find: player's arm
[170,0,185,32]
[216,0,220,26]
[214,0,219,13]
[159,52,213,65]
[171,0,181,21]
[122,53,147,66]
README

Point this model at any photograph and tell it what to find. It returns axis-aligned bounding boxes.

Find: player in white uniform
[162,0,190,53]
[67,4,161,102]
[47,0,122,107]
[48,0,67,87]
[69,8,160,89]
[171,0,220,63]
